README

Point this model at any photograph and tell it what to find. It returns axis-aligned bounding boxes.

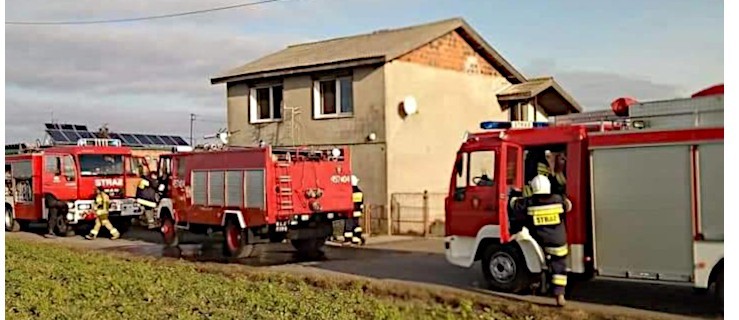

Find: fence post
[364,205,371,237]
[423,190,429,238]
[389,196,396,236]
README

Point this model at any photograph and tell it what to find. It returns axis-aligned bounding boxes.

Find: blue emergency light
[479,121,549,130]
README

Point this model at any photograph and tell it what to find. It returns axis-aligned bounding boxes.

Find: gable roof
[211,17,526,84]
[497,77,582,113]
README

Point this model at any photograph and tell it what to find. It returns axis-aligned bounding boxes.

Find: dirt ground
[4,227,723,320]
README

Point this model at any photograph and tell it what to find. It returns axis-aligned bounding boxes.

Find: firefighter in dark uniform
[510,174,572,306]
[86,187,120,240]
[343,175,365,246]
[136,169,160,229]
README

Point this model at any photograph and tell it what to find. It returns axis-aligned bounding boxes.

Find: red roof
[692,84,723,98]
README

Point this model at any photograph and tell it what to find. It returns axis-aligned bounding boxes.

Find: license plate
[533,213,560,226]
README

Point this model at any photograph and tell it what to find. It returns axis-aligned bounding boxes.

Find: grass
[5,237,655,320]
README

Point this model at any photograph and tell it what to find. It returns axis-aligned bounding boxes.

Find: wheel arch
[222,210,246,228]
[708,258,724,287]
[156,198,174,220]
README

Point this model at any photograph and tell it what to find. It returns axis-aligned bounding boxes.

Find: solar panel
[61,130,81,141]
[134,134,154,145]
[47,130,71,143]
[145,135,165,145]
[118,133,142,146]
[45,123,57,130]
[77,131,95,139]
[60,124,74,130]
[74,125,88,131]
[158,136,177,145]
[172,136,189,146]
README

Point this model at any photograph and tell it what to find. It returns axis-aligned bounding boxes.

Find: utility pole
[189,113,196,146]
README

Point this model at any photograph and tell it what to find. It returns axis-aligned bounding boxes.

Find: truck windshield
[79,154,124,176]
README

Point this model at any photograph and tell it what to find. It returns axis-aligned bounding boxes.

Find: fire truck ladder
[275,154,294,214]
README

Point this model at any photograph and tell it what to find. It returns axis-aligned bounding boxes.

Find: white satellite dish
[402,96,418,116]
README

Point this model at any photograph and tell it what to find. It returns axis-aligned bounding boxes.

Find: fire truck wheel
[223,219,258,258]
[5,207,21,232]
[291,237,326,260]
[715,267,723,310]
[481,243,532,294]
[161,215,180,247]
[55,218,75,237]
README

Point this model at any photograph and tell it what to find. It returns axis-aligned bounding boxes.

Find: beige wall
[384,60,510,200]
[224,65,388,210]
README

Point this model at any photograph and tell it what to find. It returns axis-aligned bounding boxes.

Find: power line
[6,0,286,26]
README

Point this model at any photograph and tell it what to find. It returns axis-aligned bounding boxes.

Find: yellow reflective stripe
[509,197,519,207]
[353,211,362,217]
[138,179,150,189]
[136,198,157,208]
[352,192,363,203]
[545,245,569,257]
[527,204,564,216]
[555,173,566,185]
[537,163,550,175]
[343,232,353,238]
[552,274,568,286]
[353,227,362,233]
[523,186,533,197]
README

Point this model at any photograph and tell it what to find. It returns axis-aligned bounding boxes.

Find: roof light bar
[480,121,549,130]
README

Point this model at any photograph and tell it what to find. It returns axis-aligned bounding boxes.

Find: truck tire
[291,237,327,260]
[160,215,180,248]
[481,243,533,293]
[55,216,75,237]
[5,206,20,232]
[715,267,723,311]
[223,218,259,259]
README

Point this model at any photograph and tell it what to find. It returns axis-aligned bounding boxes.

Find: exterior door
[446,149,499,237]
[497,142,523,243]
[42,154,76,201]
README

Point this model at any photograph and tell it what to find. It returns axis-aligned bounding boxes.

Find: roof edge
[211,56,386,84]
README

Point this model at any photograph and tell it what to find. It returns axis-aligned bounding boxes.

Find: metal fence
[389,191,446,237]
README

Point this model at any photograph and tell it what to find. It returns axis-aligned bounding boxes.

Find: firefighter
[43,194,68,238]
[523,149,551,197]
[343,175,365,246]
[510,174,572,306]
[135,169,160,229]
[86,187,120,240]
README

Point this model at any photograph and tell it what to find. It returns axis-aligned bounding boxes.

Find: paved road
[6,228,723,320]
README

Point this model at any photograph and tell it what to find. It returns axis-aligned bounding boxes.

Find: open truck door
[497,142,523,243]
[124,156,150,198]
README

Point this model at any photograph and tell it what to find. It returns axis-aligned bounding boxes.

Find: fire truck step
[277,162,290,167]
[278,176,292,182]
[279,206,294,210]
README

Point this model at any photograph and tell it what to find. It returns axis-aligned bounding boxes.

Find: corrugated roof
[211,17,526,84]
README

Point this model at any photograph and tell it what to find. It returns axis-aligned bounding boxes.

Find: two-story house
[211,17,581,233]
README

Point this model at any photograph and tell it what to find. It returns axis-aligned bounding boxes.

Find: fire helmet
[530,175,551,195]
[351,175,359,187]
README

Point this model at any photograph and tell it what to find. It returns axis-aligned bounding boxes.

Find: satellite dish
[402,96,418,116]
[218,132,229,144]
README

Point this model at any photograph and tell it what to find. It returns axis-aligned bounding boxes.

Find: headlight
[78,204,92,210]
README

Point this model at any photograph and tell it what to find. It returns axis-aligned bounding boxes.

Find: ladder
[275,153,294,214]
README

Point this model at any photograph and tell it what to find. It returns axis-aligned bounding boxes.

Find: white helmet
[530,174,551,195]
[351,175,359,186]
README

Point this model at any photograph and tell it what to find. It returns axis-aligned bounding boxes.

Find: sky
[4,0,724,144]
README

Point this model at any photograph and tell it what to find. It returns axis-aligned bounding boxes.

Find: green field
[5,237,642,320]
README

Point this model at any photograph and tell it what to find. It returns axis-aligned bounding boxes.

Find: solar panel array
[44,123,189,148]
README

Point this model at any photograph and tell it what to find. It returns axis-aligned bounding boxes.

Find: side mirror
[455,159,463,178]
[453,188,465,201]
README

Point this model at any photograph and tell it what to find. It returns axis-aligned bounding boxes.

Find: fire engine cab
[5,138,143,235]
[154,145,355,259]
[444,89,723,304]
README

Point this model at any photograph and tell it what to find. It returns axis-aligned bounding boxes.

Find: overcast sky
[4,0,723,144]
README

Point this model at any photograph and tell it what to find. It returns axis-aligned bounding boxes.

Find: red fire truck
[5,138,144,235]
[444,90,723,304]
[153,146,355,259]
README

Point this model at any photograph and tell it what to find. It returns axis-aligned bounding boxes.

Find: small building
[211,18,581,234]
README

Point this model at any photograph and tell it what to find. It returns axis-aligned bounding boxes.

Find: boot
[556,294,566,307]
[110,229,120,240]
[85,234,96,240]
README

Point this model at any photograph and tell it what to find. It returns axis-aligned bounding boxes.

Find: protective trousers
[88,214,120,239]
[344,187,364,245]
[544,245,569,296]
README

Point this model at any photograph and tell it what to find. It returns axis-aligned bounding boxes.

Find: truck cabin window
[469,151,496,187]
[79,155,124,176]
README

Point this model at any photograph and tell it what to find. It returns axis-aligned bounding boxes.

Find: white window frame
[249,84,283,124]
[313,76,353,119]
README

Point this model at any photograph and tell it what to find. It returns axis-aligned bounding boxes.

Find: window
[44,156,61,175]
[468,151,496,187]
[313,77,353,118]
[176,158,187,178]
[455,153,469,189]
[249,85,283,123]
[79,154,124,176]
[62,155,76,181]
[209,171,225,206]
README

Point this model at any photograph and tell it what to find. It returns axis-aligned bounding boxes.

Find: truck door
[157,156,172,197]
[42,154,77,202]
[497,142,523,243]
[446,149,498,237]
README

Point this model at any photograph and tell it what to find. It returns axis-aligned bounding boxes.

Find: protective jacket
[135,176,159,209]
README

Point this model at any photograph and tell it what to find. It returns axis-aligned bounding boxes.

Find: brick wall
[396,31,501,76]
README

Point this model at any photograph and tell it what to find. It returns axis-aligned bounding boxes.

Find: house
[211,17,581,233]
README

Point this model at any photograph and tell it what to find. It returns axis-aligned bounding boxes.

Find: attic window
[313,77,353,119]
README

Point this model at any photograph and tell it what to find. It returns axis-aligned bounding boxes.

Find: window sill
[313,113,354,120]
[249,119,283,124]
